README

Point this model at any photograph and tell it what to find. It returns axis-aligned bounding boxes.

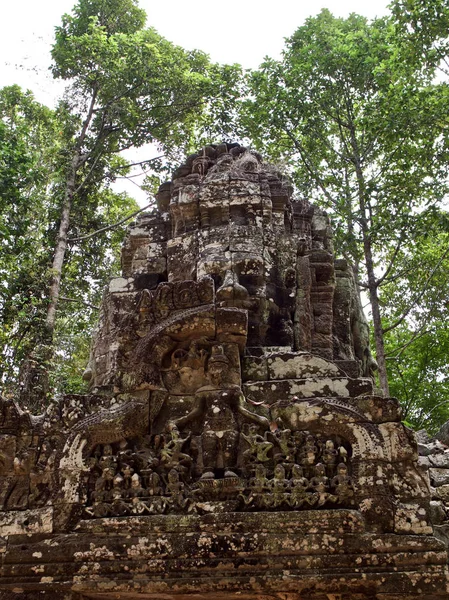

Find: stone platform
[1,511,448,600]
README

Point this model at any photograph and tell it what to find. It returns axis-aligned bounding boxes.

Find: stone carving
[0,143,446,599]
[82,429,354,516]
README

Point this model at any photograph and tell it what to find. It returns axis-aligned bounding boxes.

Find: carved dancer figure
[172,345,269,480]
[121,463,134,491]
[111,475,129,515]
[331,463,354,505]
[267,464,290,508]
[243,463,269,507]
[92,466,115,503]
[242,424,273,465]
[29,443,56,508]
[273,428,296,464]
[166,469,189,510]
[288,464,311,508]
[128,473,145,499]
[4,450,32,510]
[322,439,339,477]
[299,434,318,478]
[310,463,336,507]
[160,425,192,474]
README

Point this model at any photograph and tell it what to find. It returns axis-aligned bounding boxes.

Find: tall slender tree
[20,0,218,405]
[239,10,449,395]
[0,86,58,392]
[0,85,142,404]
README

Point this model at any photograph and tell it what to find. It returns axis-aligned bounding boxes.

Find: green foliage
[51,1,213,160]
[234,8,449,423]
[386,327,449,433]
[192,62,246,148]
[0,84,140,402]
[390,0,449,74]
[0,86,58,390]
[58,0,147,38]
[382,210,449,431]
[240,10,448,262]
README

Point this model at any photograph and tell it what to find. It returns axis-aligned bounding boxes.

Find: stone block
[429,500,447,524]
[430,467,449,487]
[0,507,53,536]
[334,358,361,376]
[267,352,339,380]
[435,421,449,447]
[242,355,268,381]
[355,395,402,424]
[216,307,248,349]
[394,502,433,535]
[379,422,418,462]
[109,277,134,293]
[429,452,449,468]
[435,484,449,502]
[243,377,372,405]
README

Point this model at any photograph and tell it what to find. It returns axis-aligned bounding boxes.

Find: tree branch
[74,151,103,196]
[382,244,449,334]
[68,202,154,243]
[59,296,100,310]
[112,156,165,171]
[418,398,449,429]
[283,127,338,209]
[376,234,405,287]
[385,325,430,358]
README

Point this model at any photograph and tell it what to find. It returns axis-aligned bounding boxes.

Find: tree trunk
[46,155,78,333]
[19,154,78,410]
[362,229,390,396]
[348,113,390,396]
[20,88,98,408]
[47,86,98,335]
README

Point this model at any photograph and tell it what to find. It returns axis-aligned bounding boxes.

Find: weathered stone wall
[0,143,448,599]
[418,427,449,549]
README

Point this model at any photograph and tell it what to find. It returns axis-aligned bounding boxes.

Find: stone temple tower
[0,143,448,599]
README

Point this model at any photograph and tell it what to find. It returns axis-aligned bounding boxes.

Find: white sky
[2,0,390,106]
[1,0,390,204]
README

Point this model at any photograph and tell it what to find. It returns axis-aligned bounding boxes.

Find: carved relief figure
[172,345,270,479]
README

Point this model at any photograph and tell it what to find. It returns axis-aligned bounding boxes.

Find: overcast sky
[2,0,390,107]
[1,0,390,205]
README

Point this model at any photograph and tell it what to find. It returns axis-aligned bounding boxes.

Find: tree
[0,86,58,391]
[20,0,218,405]
[390,0,449,76]
[0,85,142,405]
[238,9,449,396]
[383,209,449,431]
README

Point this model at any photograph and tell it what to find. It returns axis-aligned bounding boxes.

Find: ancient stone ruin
[1,143,449,599]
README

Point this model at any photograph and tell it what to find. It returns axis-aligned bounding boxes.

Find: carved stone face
[178,367,200,393]
[207,361,228,388]
[103,444,113,456]
[168,469,179,483]
[255,464,266,477]
[274,465,285,479]
[315,464,326,476]
[113,475,123,488]
[292,465,303,478]
[337,463,348,475]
